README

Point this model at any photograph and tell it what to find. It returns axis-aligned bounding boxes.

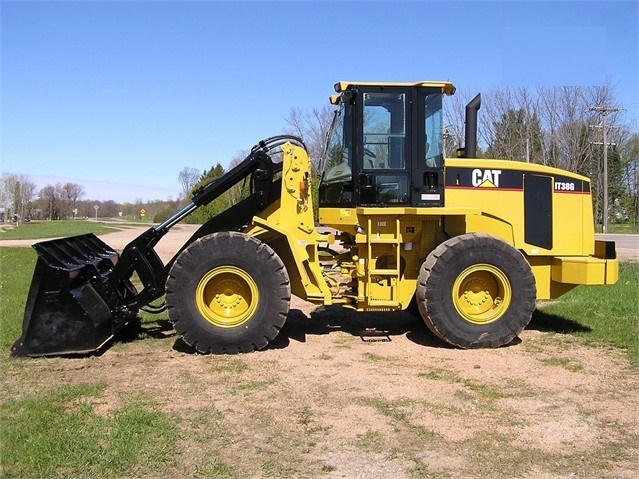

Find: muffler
[11,234,139,357]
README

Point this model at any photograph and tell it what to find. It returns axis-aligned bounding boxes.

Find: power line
[589,106,623,233]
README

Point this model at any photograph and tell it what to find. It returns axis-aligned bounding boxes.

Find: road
[597,233,639,261]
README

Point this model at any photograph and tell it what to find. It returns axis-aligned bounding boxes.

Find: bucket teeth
[33,234,117,270]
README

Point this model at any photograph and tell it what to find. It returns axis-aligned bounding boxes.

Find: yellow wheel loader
[12,81,619,357]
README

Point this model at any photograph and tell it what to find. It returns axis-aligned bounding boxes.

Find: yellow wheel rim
[452,264,511,325]
[196,266,259,328]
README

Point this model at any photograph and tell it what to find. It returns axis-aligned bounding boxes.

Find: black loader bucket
[11,234,139,357]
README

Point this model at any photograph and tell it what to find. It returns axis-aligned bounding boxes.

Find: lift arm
[108,135,304,312]
[12,135,306,357]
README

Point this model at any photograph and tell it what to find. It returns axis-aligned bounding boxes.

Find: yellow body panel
[248,145,617,310]
[245,142,333,304]
[444,158,595,256]
[552,257,619,285]
[334,80,455,94]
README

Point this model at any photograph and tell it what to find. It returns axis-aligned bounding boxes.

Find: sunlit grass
[0,248,35,351]
[533,262,639,364]
[598,223,639,234]
[0,220,120,240]
[0,383,178,478]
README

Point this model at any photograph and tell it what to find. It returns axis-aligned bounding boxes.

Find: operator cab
[319,81,455,208]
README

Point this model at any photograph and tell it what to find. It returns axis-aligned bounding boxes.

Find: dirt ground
[2,224,638,478]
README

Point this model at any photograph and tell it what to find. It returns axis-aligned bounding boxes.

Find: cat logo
[472,169,502,188]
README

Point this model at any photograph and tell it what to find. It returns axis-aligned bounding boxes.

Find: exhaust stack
[464,93,481,158]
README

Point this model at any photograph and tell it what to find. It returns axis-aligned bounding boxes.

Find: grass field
[532,262,639,364]
[0,220,122,240]
[0,382,179,478]
[0,245,637,478]
[599,222,639,234]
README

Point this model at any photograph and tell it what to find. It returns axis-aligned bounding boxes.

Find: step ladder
[365,218,401,308]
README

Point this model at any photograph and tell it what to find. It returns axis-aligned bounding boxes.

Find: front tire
[416,233,536,348]
[166,232,290,354]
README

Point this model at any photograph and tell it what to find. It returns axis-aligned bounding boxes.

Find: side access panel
[523,174,553,250]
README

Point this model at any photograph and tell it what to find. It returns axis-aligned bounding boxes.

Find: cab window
[363,93,406,170]
[319,102,354,205]
[424,93,443,167]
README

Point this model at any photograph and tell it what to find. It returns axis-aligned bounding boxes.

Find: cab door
[358,87,411,206]
[410,89,445,207]
[354,86,445,208]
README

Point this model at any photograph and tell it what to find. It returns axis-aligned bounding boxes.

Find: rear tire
[166,232,290,354]
[416,233,536,348]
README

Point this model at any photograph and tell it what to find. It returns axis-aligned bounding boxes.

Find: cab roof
[334,81,456,95]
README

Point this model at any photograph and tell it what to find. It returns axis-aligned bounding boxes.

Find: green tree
[611,134,639,227]
[622,134,639,227]
[184,163,228,224]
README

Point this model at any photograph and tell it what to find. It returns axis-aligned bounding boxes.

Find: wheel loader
[12,81,619,357]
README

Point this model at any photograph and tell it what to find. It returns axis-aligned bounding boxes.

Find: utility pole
[589,106,621,233]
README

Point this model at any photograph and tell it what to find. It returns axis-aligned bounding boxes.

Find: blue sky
[2,0,637,203]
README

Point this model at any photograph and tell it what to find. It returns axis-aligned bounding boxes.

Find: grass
[0,383,178,478]
[0,248,35,351]
[597,222,639,234]
[231,379,277,395]
[540,356,585,372]
[358,391,635,479]
[208,357,250,374]
[0,219,122,240]
[361,351,387,362]
[418,368,507,411]
[356,430,385,452]
[532,262,639,364]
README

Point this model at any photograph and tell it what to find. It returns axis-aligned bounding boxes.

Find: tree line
[177,82,637,229]
[0,175,180,223]
[3,82,637,228]
[444,84,638,226]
